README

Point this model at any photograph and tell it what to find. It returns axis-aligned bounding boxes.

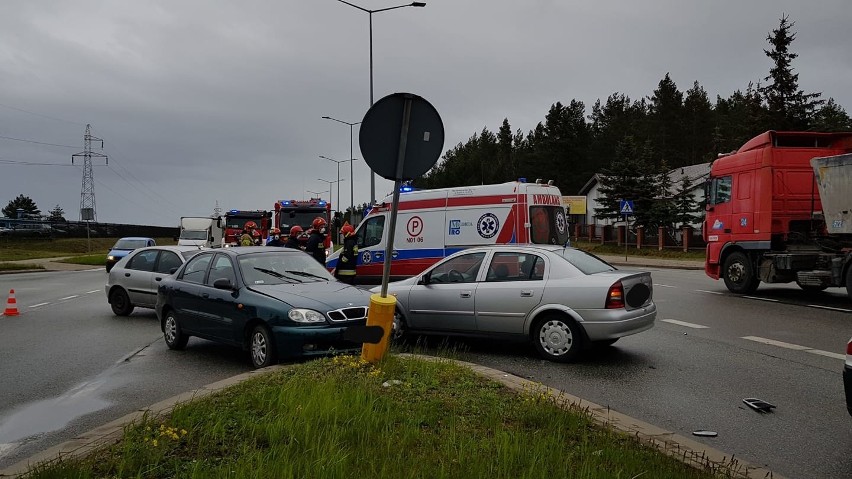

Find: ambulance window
[529,206,570,245]
[358,216,385,248]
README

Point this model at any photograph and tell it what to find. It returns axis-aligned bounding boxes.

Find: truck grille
[327,306,369,322]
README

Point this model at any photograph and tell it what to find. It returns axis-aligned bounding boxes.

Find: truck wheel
[722,252,759,294]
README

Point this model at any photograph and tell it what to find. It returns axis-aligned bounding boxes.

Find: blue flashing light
[518,177,527,183]
[400,185,414,193]
[230,209,238,213]
[318,201,326,206]
[281,200,291,206]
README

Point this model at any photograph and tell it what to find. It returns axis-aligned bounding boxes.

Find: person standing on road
[285,225,304,250]
[334,222,358,284]
[305,217,328,265]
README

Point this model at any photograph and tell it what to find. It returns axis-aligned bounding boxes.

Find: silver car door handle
[460,291,471,298]
[521,290,533,297]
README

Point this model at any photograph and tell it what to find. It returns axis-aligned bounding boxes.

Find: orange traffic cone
[4,289,20,316]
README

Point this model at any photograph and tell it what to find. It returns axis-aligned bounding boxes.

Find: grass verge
[57,254,108,266]
[0,237,176,262]
[27,355,730,479]
[0,262,44,271]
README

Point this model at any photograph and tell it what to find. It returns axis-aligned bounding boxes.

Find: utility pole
[213,200,222,218]
[71,124,108,222]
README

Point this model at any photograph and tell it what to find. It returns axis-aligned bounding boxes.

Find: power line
[0,158,75,166]
[0,134,78,149]
[0,102,85,126]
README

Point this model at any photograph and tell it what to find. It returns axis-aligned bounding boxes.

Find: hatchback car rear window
[557,249,615,275]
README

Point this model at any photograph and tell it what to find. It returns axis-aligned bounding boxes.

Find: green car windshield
[239,252,335,285]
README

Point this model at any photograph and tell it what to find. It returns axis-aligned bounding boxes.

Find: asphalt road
[1,267,851,478]
[0,269,251,469]
[431,268,852,479]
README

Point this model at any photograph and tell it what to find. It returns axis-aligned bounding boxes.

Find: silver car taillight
[605,281,625,309]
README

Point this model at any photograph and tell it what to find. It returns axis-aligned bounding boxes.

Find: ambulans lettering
[532,194,562,206]
[477,213,499,238]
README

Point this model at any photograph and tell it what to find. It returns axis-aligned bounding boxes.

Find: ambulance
[326,180,569,283]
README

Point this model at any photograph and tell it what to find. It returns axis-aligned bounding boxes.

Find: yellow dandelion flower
[152,439,158,447]
[181,429,187,435]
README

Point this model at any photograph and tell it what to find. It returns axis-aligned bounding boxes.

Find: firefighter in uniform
[285,225,303,249]
[334,222,358,284]
[305,217,328,265]
[266,228,284,247]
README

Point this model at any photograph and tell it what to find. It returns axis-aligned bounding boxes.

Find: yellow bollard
[361,293,396,364]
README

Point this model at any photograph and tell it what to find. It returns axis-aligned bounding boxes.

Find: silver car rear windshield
[557,249,616,275]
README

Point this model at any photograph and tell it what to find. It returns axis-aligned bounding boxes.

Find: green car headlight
[288,308,326,323]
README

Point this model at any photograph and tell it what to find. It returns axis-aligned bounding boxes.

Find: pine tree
[760,15,823,130]
[3,194,41,218]
[673,177,702,228]
[48,205,66,222]
[811,98,852,131]
[594,137,657,226]
[648,73,685,167]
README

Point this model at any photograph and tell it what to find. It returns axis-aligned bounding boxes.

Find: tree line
[413,16,850,229]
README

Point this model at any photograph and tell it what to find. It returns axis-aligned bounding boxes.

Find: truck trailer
[703,131,852,300]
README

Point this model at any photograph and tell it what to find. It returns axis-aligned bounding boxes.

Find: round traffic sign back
[359,92,444,181]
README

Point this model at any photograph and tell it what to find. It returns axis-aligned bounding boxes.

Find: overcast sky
[1,1,850,226]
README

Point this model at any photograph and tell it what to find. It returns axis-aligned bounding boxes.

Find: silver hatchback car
[106,245,203,316]
[378,244,656,362]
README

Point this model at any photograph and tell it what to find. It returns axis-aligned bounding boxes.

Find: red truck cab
[704,131,852,292]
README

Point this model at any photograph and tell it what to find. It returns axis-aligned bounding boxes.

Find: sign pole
[624,214,628,262]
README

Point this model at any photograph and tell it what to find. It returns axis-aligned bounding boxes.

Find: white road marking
[695,289,723,295]
[58,295,79,301]
[29,302,49,308]
[806,349,846,360]
[742,296,779,302]
[662,319,709,329]
[653,283,676,288]
[807,304,852,313]
[742,336,844,360]
[741,336,810,350]
[86,290,99,294]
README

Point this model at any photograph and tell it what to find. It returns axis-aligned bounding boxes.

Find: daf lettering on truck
[326,180,569,283]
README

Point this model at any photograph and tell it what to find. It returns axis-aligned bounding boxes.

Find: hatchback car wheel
[110,288,134,316]
[163,310,188,350]
[532,315,582,362]
[250,325,276,369]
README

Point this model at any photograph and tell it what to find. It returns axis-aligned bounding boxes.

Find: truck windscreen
[279,211,322,233]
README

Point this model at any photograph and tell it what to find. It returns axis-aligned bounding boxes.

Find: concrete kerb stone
[0,356,783,479]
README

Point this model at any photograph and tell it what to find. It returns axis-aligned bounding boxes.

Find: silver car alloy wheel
[252,331,268,366]
[538,319,573,356]
[165,316,178,344]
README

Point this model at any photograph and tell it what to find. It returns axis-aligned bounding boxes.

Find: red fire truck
[273,198,333,248]
[223,209,273,246]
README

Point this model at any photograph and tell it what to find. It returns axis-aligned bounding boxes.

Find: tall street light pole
[330,1,426,203]
[318,178,345,214]
[320,155,359,216]
[321,117,361,214]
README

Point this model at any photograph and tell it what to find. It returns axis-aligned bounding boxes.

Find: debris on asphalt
[742,397,776,413]
[692,430,718,437]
